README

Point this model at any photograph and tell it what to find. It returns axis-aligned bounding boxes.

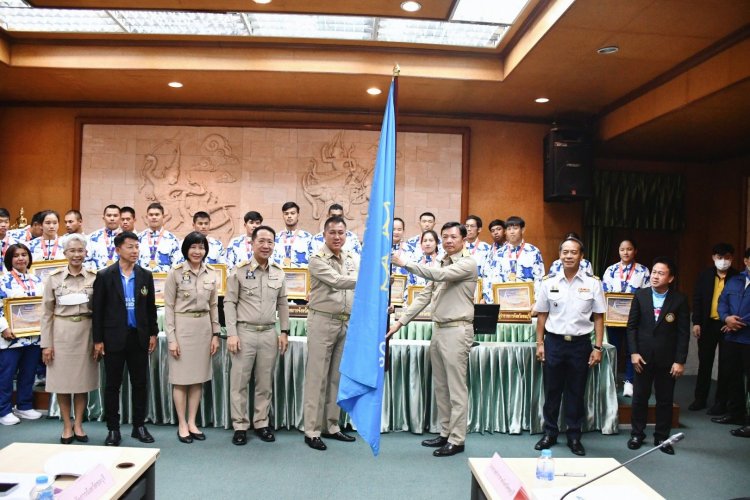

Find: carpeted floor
[1,376,749,499]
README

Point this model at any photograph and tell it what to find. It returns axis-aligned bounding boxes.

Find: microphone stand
[559,433,684,500]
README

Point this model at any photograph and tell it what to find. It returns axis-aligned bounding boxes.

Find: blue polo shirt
[120,268,137,329]
[718,271,750,344]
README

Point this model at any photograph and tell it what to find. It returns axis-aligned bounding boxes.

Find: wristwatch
[280,329,290,335]
[592,345,603,352]
[212,332,220,337]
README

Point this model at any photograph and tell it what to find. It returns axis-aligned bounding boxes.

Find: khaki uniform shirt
[308,246,359,315]
[224,258,289,337]
[40,267,96,348]
[163,263,220,343]
[399,249,478,325]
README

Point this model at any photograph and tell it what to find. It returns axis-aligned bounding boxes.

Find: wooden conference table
[468,457,663,500]
[0,443,159,499]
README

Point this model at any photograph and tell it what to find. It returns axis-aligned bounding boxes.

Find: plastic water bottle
[535,449,555,482]
[29,475,54,499]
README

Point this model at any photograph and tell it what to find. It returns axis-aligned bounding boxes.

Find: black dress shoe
[232,430,247,446]
[711,415,744,425]
[131,426,155,443]
[177,431,193,444]
[74,434,89,443]
[730,426,750,438]
[627,436,644,450]
[60,434,74,445]
[321,431,355,442]
[305,436,327,450]
[105,430,121,447]
[534,435,557,450]
[567,439,586,456]
[706,403,726,415]
[688,400,707,411]
[422,436,449,448]
[654,439,674,455]
[433,443,465,457]
[190,431,206,441]
[255,427,276,442]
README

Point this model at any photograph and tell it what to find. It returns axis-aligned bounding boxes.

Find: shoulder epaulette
[236,260,250,269]
[49,268,65,276]
[270,261,284,271]
[586,272,600,280]
[205,263,215,271]
[174,262,184,270]
[543,273,555,280]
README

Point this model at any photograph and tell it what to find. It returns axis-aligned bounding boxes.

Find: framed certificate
[153,272,168,306]
[3,296,43,337]
[29,259,68,283]
[211,263,228,296]
[390,275,407,306]
[475,278,483,304]
[406,285,431,321]
[284,268,310,301]
[605,292,634,327]
[492,282,534,323]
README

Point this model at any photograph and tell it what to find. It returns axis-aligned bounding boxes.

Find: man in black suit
[627,256,690,454]
[690,243,737,414]
[93,231,158,446]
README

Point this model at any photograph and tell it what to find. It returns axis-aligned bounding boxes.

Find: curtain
[584,169,685,274]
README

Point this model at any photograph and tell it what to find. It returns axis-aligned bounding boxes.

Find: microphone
[559,433,685,500]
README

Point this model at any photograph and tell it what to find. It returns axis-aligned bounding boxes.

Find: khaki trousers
[303,311,348,437]
[431,323,474,445]
[229,324,278,430]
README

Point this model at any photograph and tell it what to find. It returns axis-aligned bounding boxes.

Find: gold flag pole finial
[392,64,400,77]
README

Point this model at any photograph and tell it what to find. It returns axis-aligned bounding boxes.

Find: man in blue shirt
[93,232,158,446]
[717,247,750,438]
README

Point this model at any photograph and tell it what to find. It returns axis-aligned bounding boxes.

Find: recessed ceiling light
[367,87,382,96]
[401,1,422,13]
[597,45,619,55]
[253,0,272,4]
[535,97,549,103]
[168,81,183,88]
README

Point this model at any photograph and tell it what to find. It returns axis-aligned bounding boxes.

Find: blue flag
[337,79,396,456]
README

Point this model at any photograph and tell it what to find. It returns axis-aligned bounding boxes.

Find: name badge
[58,293,88,306]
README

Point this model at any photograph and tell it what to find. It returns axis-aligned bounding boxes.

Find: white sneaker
[0,413,21,425]
[623,381,633,397]
[14,408,42,420]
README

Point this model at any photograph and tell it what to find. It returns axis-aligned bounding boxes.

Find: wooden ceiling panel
[26,0,456,19]
[625,0,750,38]
[557,0,653,32]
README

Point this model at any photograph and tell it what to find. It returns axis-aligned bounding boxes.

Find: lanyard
[245,236,253,259]
[11,269,35,295]
[466,241,478,255]
[283,230,297,258]
[148,230,163,260]
[42,238,59,260]
[105,229,120,261]
[619,262,637,290]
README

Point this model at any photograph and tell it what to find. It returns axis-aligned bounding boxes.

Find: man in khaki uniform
[225,225,290,446]
[303,216,359,451]
[388,221,477,457]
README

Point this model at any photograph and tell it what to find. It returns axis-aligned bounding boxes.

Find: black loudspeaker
[543,128,593,201]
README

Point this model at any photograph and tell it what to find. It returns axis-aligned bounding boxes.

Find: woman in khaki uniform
[164,232,220,444]
[40,234,99,443]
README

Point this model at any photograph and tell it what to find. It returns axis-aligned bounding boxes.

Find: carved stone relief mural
[80,125,463,245]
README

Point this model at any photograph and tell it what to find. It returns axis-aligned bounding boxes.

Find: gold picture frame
[284,267,310,301]
[492,281,534,323]
[29,259,68,283]
[390,274,407,306]
[3,296,43,337]
[406,285,431,321]
[475,278,483,304]
[210,263,228,296]
[152,272,168,306]
[605,292,634,327]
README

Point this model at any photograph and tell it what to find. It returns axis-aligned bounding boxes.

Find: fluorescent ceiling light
[451,0,529,24]
[0,2,516,49]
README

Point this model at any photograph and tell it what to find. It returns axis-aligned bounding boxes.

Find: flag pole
[385,64,399,373]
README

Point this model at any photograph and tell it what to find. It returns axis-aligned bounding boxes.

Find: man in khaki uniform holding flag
[388,221,477,457]
[303,216,359,451]
[225,225,290,446]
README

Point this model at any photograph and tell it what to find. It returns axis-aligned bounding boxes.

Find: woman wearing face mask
[28,210,65,262]
[0,244,45,425]
[164,232,220,443]
[602,239,650,397]
[40,234,99,443]
[404,230,441,303]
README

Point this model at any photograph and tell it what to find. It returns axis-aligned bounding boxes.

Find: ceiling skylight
[0,0,526,50]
